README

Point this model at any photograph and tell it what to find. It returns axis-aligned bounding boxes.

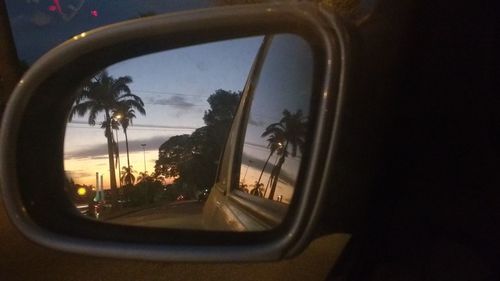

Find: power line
[67,121,198,131]
[143,102,208,107]
[66,126,195,132]
[133,90,205,97]
[131,89,214,98]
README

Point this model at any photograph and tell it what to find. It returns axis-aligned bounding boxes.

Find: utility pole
[243,159,253,182]
[141,144,147,172]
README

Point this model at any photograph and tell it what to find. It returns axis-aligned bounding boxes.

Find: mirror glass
[64,34,314,231]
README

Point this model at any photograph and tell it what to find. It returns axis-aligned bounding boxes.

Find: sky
[63,33,314,205]
[4,1,315,202]
[237,34,313,203]
[64,36,264,187]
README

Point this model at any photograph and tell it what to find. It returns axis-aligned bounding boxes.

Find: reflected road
[109,200,204,229]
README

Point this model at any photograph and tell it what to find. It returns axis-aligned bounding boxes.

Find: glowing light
[73,32,87,40]
[48,5,57,12]
[52,0,62,14]
[77,187,87,196]
[91,10,99,17]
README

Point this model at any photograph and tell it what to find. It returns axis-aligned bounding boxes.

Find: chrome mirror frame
[0,3,350,261]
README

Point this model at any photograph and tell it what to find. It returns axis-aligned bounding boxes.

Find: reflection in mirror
[238,34,312,205]
[64,34,314,231]
[203,34,313,231]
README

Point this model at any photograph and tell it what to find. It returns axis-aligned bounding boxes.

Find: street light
[77,187,87,196]
[140,144,147,172]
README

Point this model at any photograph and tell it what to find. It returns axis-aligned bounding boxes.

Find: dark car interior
[1,0,499,280]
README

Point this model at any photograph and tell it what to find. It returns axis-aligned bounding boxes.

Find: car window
[235,34,313,204]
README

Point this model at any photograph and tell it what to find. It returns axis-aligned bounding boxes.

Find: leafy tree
[203,89,241,127]
[69,71,144,203]
[154,134,192,178]
[154,89,241,192]
[262,109,307,200]
[135,172,163,204]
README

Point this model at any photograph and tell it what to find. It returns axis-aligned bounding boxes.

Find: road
[109,200,204,229]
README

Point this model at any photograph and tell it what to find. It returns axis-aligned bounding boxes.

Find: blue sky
[64,36,263,186]
[63,33,314,201]
[5,0,315,200]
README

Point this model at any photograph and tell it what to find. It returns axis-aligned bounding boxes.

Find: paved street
[109,200,204,229]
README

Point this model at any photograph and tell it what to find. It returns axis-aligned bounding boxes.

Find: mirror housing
[0,3,349,261]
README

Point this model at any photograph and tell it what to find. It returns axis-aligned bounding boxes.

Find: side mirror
[1,3,349,261]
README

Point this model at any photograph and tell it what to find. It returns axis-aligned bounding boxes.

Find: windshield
[3,1,373,66]
[3,0,210,64]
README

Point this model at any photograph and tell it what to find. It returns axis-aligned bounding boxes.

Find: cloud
[249,117,265,127]
[124,137,173,153]
[65,170,94,179]
[196,61,208,72]
[241,152,296,185]
[90,155,109,160]
[65,135,173,159]
[149,96,196,109]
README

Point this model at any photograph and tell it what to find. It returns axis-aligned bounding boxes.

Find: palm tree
[136,171,152,183]
[100,118,120,168]
[112,102,146,180]
[253,132,285,196]
[120,166,136,186]
[261,109,307,200]
[69,71,144,204]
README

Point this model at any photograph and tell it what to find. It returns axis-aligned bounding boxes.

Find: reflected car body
[203,34,314,231]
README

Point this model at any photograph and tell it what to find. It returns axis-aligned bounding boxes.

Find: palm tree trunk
[263,155,279,197]
[105,111,117,204]
[268,142,288,200]
[124,128,131,171]
[268,156,285,200]
[256,151,274,189]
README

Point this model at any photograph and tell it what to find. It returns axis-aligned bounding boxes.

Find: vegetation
[253,127,285,195]
[120,172,164,206]
[69,74,239,210]
[154,89,241,194]
[69,71,145,203]
[261,109,307,200]
[113,101,145,183]
[120,166,136,186]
